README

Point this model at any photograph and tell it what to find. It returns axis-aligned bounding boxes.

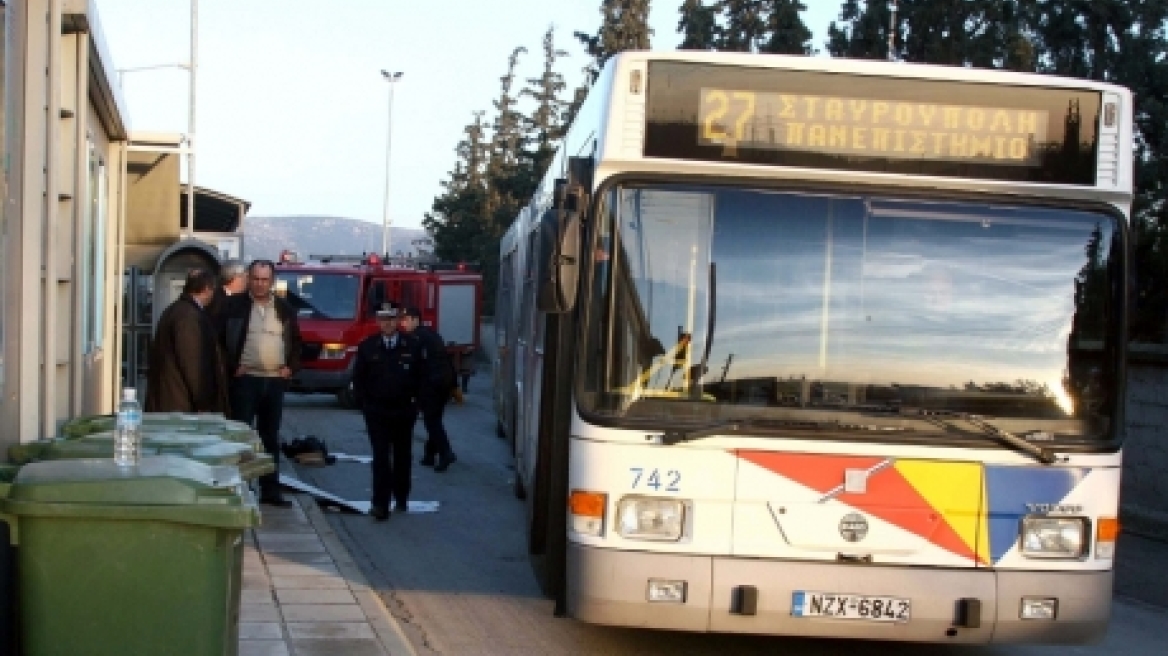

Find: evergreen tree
[485,47,528,233]
[523,27,570,186]
[826,0,890,60]
[718,0,767,52]
[576,0,653,84]
[678,0,718,50]
[488,48,527,175]
[424,111,491,266]
[427,29,577,314]
[759,0,813,55]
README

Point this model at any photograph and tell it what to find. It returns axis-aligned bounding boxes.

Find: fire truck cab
[274,251,482,407]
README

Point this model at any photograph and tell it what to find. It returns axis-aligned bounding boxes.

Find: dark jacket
[146,295,229,413]
[219,293,303,376]
[352,332,423,415]
[412,325,456,394]
[205,285,231,323]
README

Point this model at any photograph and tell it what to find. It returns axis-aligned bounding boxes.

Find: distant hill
[243,216,428,262]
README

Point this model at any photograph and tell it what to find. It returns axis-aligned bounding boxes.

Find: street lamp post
[380,70,403,260]
[188,0,199,241]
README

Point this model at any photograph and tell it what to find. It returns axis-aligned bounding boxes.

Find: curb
[297,496,419,656]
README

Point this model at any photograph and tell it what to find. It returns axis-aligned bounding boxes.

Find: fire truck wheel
[336,384,357,409]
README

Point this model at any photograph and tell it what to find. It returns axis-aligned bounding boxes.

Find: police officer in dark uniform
[399,307,458,471]
[352,303,423,520]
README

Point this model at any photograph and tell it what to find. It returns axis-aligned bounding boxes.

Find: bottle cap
[122,388,137,401]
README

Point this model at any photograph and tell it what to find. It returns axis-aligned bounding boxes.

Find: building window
[80,141,107,354]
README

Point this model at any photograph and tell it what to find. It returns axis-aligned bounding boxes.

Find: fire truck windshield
[275,272,360,320]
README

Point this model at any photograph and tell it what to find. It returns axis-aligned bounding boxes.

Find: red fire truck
[274,251,482,407]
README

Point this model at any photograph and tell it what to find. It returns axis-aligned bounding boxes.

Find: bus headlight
[319,344,349,360]
[617,496,687,542]
[1021,516,1087,559]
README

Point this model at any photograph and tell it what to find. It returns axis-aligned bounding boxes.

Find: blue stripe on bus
[984,465,1089,562]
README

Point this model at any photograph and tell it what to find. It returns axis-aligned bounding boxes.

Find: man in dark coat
[219,259,303,507]
[399,307,458,471]
[145,268,228,413]
[206,259,247,322]
[352,304,423,520]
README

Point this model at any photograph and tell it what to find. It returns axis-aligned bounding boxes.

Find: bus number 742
[629,468,682,492]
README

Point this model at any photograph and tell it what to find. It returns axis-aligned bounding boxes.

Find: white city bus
[493,51,1130,645]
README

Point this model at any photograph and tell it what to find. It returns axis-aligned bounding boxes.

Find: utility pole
[186,0,198,239]
[380,70,403,259]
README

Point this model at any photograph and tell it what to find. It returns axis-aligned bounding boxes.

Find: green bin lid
[186,442,255,466]
[1,456,256,528]
[10,456,241,503]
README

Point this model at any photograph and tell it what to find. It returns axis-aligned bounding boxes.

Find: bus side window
[366,280,387,317]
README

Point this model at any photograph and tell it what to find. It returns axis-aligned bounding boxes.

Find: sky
[94,1,841,231]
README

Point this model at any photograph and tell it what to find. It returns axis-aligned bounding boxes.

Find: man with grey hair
[208,260,247,320]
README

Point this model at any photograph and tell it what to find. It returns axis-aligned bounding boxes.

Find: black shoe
[370,506,390,521]
[419,454,435,467]
[260,494,293,508]
[434,452,458,473]
[394,502,409,513]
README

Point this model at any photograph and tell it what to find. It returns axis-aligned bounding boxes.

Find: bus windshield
[275,272,360,320]
[578,184,1122,441]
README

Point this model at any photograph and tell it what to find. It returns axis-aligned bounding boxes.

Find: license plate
[791,591,911,623]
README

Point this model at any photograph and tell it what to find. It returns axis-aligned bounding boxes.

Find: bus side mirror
[538,156,592,314]
[538,197,583,314]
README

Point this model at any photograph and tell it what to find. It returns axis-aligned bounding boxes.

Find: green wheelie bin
[0,456,258,656]
[0,463,19,656]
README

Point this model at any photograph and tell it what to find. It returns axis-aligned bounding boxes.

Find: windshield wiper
[661,416,912,446]
[896,407,1059,465]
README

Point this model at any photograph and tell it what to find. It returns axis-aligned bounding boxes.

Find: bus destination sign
[698,90,1050,165]
[645,61,1101,186]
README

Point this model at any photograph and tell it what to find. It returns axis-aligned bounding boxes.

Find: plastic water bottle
[114,388,142,467]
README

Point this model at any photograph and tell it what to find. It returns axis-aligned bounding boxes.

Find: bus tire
[513,470,527,500]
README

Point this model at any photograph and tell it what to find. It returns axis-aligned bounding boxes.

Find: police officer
[399,307,457,471]
[352,303,423,520]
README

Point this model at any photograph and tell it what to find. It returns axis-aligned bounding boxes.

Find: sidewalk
[239,494,417,656]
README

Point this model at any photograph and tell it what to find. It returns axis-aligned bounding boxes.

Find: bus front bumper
[566,543,1111,644]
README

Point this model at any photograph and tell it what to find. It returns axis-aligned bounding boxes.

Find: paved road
[281,378,1168,656]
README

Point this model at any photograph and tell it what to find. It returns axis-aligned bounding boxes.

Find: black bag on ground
[280,435,335,466]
